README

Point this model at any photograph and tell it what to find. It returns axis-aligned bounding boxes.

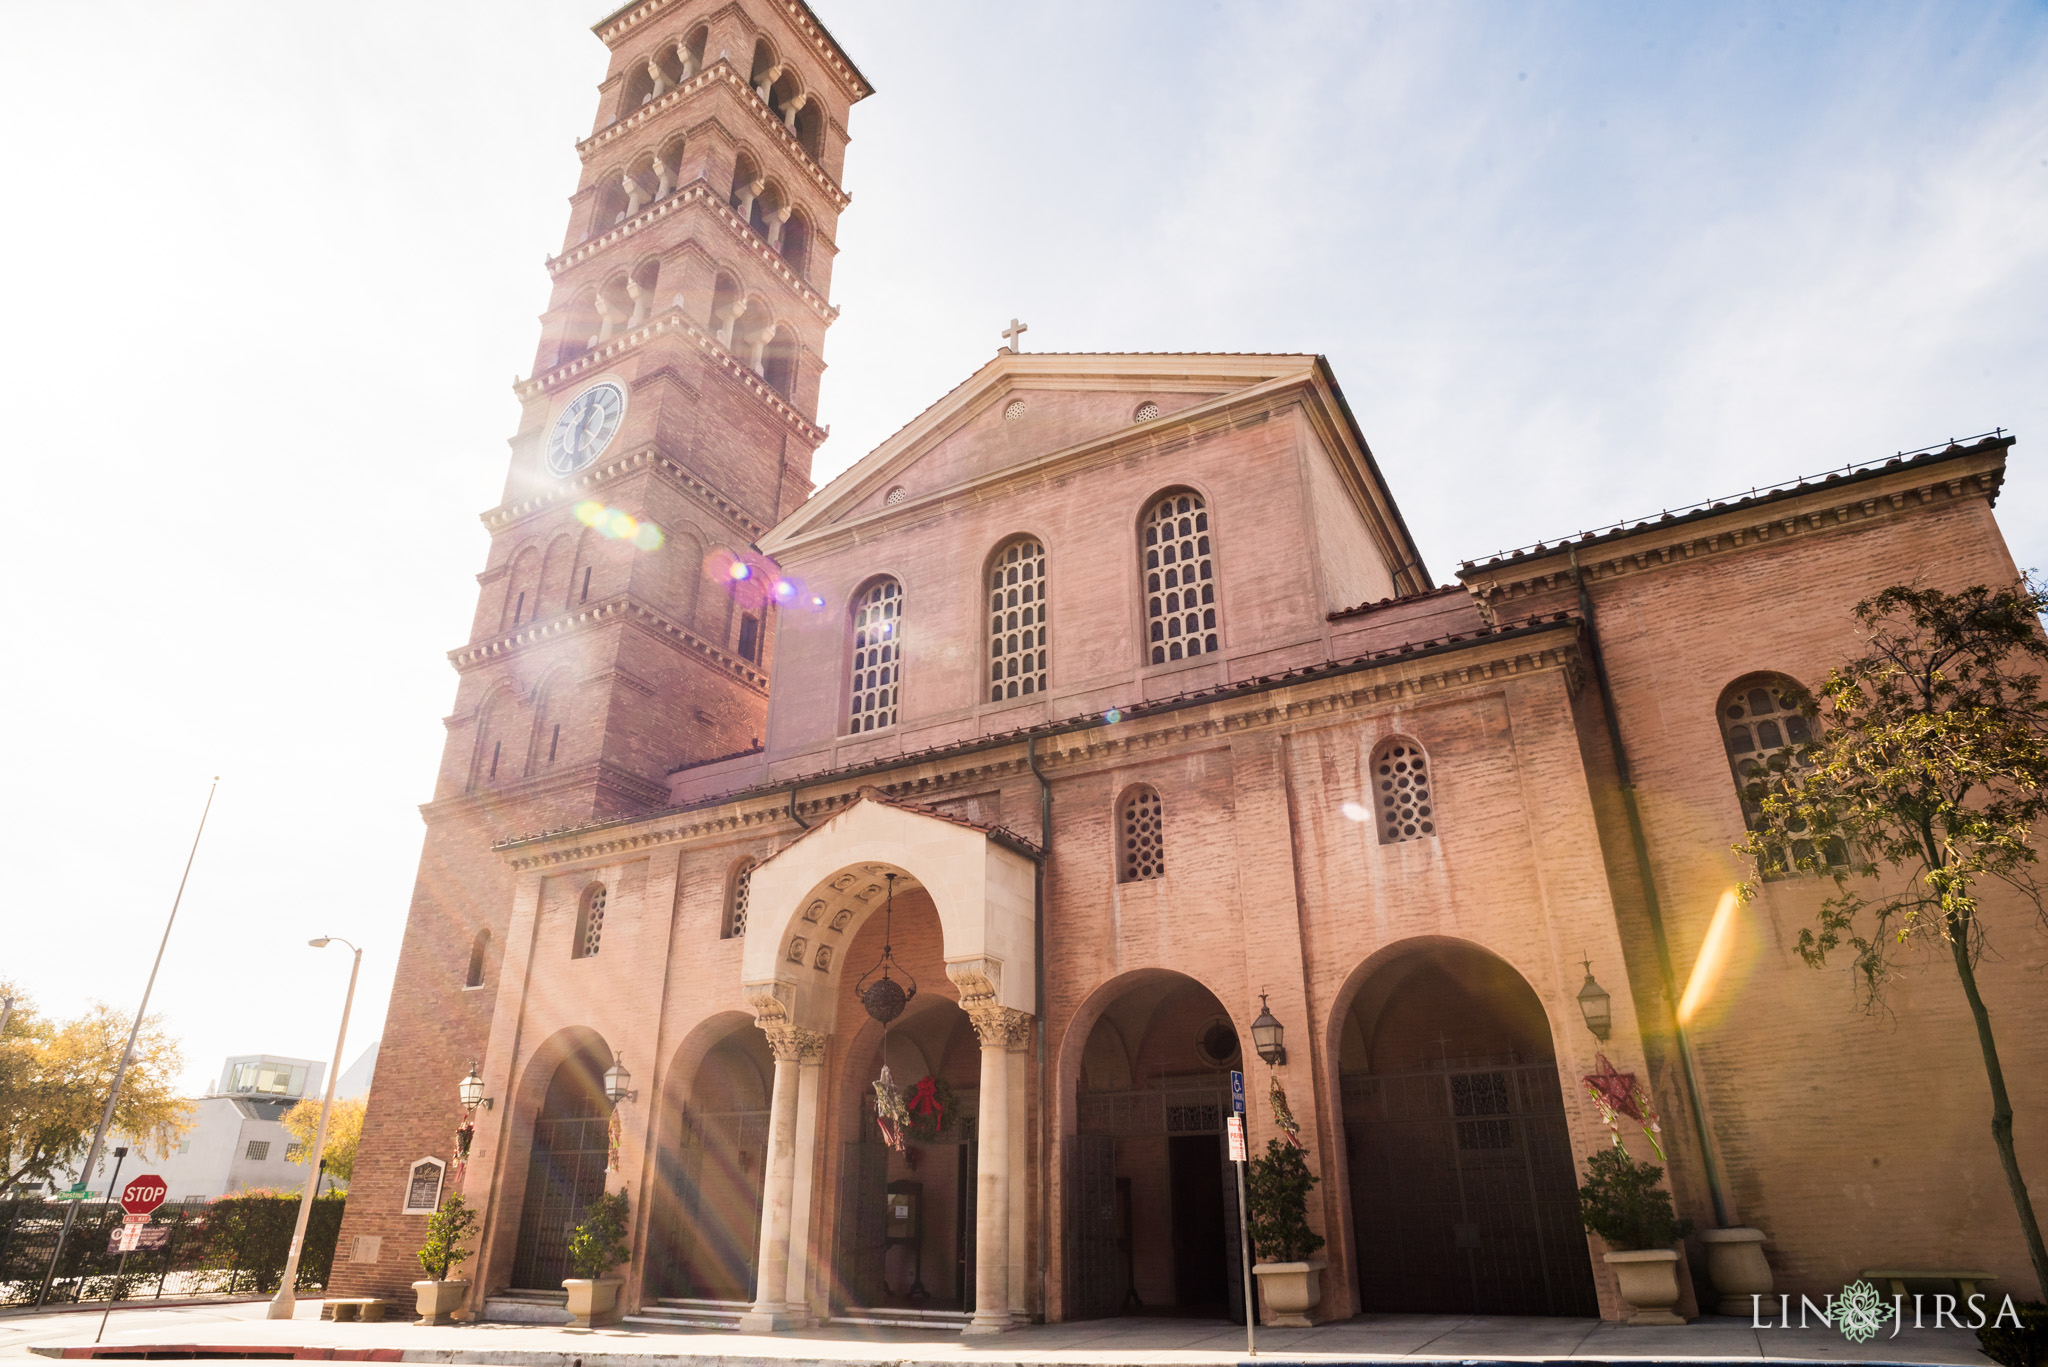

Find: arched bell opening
[508,1035,614,1290]
[1332,939,1597,1316]
[647,1015,774,1304]
[1062,969,1245,1323]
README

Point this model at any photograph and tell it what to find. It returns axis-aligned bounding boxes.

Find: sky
[1,2,2043,1098]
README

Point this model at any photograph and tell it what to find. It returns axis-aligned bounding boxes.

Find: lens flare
[728,562,752,582]
[574,500,663,549]
[1677,889,1741,1027]
[1339,801,1372,823]
[1104,708,1122,725]
[807,595,826,610]
[774,578,797,602]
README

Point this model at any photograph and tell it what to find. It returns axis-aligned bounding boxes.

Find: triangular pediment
[762,352,1324,556]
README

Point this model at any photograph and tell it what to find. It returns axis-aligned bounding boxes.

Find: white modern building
[63,1048,377,1203]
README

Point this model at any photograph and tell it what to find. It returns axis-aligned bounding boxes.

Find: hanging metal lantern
[855,873,917,1025]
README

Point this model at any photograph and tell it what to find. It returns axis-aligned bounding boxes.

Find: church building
[329,0,2046,1330]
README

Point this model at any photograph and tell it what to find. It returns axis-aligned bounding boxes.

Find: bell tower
[331,0,870,1299]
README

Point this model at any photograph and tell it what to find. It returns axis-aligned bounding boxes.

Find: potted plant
[1245,1138,1327,1327]
[412,1193,477,1326]
[1578,1147,1695,1324]
[562,1189,631,1328]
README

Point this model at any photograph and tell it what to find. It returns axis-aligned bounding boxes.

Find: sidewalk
[0,1297,1997,1364]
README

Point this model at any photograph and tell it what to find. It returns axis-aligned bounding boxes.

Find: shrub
[1978,1300,2048,1367]
[415,1194,476,1282]
[1245,1139,1325,1264]
[565,1189,630,1281]
[1577,1147,1693,1250]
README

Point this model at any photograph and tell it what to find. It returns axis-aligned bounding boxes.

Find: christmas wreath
[904,1075,957,1143]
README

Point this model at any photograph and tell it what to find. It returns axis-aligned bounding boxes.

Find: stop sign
[120,1174,168,1217]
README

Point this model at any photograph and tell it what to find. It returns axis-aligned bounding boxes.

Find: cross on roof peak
[1001,318,1028,353]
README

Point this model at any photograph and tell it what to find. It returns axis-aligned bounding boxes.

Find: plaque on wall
[403,1158,445,1214]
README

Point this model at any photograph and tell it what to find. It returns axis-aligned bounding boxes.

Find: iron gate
[1344,1061,1596,1316]
[510,1109,610,1289]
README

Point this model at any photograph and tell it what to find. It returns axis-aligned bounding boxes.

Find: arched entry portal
[511,1041,612,1289]
[1338,942,1596,1315]
[833,982,982,1316]
[1066,971,1244,1323]
[649,1021,773,1301]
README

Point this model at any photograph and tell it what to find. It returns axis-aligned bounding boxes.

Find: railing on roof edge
[1463,428,2008,568]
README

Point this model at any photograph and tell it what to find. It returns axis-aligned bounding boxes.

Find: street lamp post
[267,936,362,1321]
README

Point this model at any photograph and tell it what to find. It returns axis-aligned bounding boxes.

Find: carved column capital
[762,1025,827,1063]
[968,1006,1033,1051]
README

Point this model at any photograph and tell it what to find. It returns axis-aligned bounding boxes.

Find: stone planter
[1251,1260,1324,1327]
[1603,1249,1686,1325]
[411,1278,469,1326]
[1698,1227,1773,1316]
[562,1276,623,1328]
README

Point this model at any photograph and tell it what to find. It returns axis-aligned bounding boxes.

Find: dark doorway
[1168,1134,1228,1312]
[510,1045,610,1289]
[1339,947,1598,1316]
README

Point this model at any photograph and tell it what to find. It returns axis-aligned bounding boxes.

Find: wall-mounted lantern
[1576,958,1613,1042]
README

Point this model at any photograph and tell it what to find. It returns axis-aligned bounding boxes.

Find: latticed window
[1117,785,1164,883]
[1720,674,1845,871]
[988,538,1047,701]
[1142,490,1218,665]
[726,858,755,939]
[849,579,902,732]
[1373,738,1434,844]
[574,883,607,959]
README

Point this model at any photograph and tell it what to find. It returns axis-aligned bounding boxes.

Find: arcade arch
[1330,940,1596,1316]
[1061,969,1245,1322]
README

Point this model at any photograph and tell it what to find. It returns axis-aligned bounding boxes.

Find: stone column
[1006,1023,1031,1323]
[783,1033,827,1324]
[965,1007,1031,1333]
[740,1026,817,1331]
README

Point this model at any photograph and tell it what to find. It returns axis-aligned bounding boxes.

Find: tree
[566,1189,631,1280]
[281,1095,365,1187]
[1735,576,2048,1301]
[416,1193,477,1282]
[0,985,192,1201]
[1245,1138,1325,1264]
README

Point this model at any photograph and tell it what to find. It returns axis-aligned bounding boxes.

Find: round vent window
[1134,401,1160,422]
[1194,1015,1241,1068]
[1003,399,1027,420]
[884,485,908,505]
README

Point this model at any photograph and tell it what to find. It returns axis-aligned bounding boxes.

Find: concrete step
[480,1288,570,1325]
[826,1306,973,1330]
[623,1297,748,1331]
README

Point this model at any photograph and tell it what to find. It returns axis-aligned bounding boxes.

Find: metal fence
[0,1194,347,1308]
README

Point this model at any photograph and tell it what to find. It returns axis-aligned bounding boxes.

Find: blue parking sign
[1230,1069,1245,1116]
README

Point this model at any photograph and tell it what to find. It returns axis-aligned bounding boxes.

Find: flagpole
[38,778,217,1308]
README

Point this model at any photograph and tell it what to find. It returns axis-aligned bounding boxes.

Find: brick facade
[339,0,2045,1331]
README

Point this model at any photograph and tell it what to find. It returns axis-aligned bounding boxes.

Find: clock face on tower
[544,381,626,477]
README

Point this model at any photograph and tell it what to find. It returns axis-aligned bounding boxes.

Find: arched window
[1141,490,1218,665]
[1719,674,1845,870]
[573,883,607,959]
[1117,785,1164,883]
[465,929,490,988]
[725,858,755,939]
[987,538,1047,701]
[848,579,903,733]
[1371,737,1435,844]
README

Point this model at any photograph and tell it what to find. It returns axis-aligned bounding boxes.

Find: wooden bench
[321,1298,389,1322]
[1859,1269,1995,1298]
